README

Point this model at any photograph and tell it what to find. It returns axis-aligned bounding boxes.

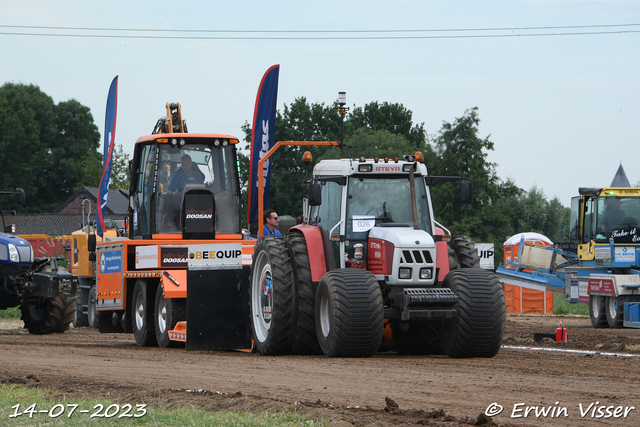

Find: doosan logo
[163,252,188,263]
[186,208,213,219]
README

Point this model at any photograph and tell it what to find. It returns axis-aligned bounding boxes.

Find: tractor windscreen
[595,197,640,243]
[154,143,239,234]
[346,176,432,239]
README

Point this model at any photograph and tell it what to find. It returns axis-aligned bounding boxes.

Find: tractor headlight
[419,268,432,280]
[8,244,19,262]
[29,246,34,262]
[399,268,412,279]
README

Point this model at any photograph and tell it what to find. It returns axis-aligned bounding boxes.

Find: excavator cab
[126,103,242,239]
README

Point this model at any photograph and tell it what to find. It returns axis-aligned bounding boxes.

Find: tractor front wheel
[315,269,384,357]
[21,296,75,334]
[439,269,505,358]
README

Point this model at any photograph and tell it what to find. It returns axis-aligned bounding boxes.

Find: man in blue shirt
[263,210,282,237]
[167,155,204,195]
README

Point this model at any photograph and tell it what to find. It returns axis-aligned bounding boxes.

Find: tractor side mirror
[308,183,322,206]
[461,180,473,204]
[88,234,97,253]
[15,188,25,206]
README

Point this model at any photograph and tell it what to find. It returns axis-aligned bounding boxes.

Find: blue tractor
[0,188,78,334]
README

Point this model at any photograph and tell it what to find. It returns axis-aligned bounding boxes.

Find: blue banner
[247,65,279,224]
[97,76,118,237]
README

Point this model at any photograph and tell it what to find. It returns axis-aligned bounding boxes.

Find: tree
[109,144,130,190]
[428,107,521,261]
[345,101,427,151]
[510,185,571,244]
[0,83,102,212]
[241,97,429,226]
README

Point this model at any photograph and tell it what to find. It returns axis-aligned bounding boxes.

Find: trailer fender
[161,269,187,299]
[435,227,450,282]
[289,225,328,283]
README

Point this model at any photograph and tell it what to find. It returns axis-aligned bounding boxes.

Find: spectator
[263,210,282,237]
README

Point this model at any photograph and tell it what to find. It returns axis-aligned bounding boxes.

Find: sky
[2,1,639,206]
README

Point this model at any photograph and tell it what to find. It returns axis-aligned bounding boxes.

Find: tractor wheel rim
[158,295,167,334]
[319,293,330,337]
[251,251,272,342]
[135,292,144,330]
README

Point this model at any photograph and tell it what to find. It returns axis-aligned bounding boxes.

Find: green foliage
[553,293,589,316]
[428,107,521,262]
[0,306,20,319]
[109,144,131,190]
[0,83,102,213]
[345,101,426,150]
[510,185,571,243]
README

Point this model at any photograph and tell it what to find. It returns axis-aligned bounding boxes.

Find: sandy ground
[1,315,640,426]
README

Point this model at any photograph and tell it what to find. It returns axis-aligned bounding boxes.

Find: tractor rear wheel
[589,295,608,328]
[315,269,384,357]
[391,320,443,355]
[250,236,297,355]
[131,280,157,346]
[154,284,186,348]
[439,269,505,358]
[448,235,481,270]
[287,231,322,355]
[21,296,76,334]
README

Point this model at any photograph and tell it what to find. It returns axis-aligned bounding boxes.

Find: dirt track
[1,315,640,426]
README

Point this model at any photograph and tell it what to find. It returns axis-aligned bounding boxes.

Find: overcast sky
[2,1,638,206]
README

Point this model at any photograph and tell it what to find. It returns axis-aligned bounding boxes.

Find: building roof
[53,186,129,215]
[610,163,631,188]
[7,213,126,236]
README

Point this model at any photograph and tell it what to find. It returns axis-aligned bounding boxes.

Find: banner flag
[97,75,118,237]
[247,65,280,224]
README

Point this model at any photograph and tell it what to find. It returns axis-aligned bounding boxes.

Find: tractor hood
[368,226,435,249]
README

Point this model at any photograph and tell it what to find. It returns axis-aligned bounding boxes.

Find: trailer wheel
[315,269,384,357]
[287,231,322,355]
[448,235,481,270]
[154,284,186,348]
[88,284,99,328]
[391,320,443,355]
[250,236,297,355]
[589,295,608,328]
[21,296,76,334]
[131,280,157,346]
[439,269,505,358]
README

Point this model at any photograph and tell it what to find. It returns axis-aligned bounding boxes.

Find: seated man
[166,155,204,195]
[160,154,205,230]
[600,198,626,232]
[349,184,383,217]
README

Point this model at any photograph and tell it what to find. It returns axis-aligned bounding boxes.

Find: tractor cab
[307,157,444,286]
[569,188,640,261]
[129,135,242,239]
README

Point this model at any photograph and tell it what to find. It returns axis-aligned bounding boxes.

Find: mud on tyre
[250,236,297,355]
[439,269,505,358]
[21,295,76,334]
